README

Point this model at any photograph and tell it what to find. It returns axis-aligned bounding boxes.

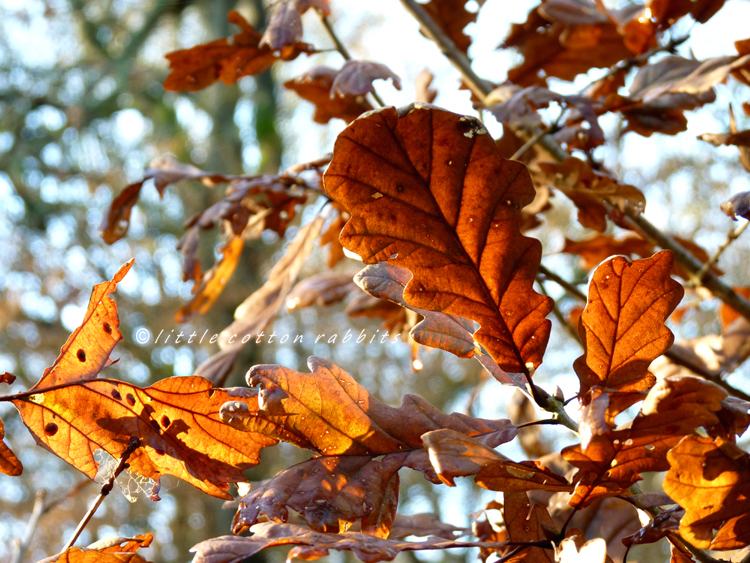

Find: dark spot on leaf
[44,423,58,437]
[103,322,112,335]
[77,349,86,362]
[155,447,165,456]
[150,420,160,431]
[111,389,122,400]
[126,394,136,406]
[161,416,171,428]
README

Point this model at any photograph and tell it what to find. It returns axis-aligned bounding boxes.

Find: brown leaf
[0,417,23,476]
[285,67,373,124]
[621,506,684,547]
[574,252,683,399]
[324,104,553,374]
[539,158,645,232]
[0,372,16,385]
[698,107,750,174]
[33,260,133,389]
[220,357,517,535]
[720,287,750,329]
[563,376,726,506]
[261,1,303,50]
[13,377,286,499]
[415,69,437,104]
[163,10,314,92]
[422,0,482,53]
[502,1,635,87]
[97,534,153,553]
[191,521,507,563]
[721,191,750,221]
[664,436,750,549]
[387,513,465,539]
[423,428,572,492]
[502,492,556,562]
[287,272,358,310]
[39,549,149,563]
[194,216,324,384]
[319,206,349,266]
[331,60,402,98]
[175,237,244,323]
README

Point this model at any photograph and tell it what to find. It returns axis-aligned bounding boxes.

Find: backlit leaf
[664,436,750,550]
[324,104,553,374]
[0,417,22,476]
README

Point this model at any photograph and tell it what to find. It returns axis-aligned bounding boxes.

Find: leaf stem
[62,436,141,551]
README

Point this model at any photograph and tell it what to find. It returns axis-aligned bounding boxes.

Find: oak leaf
[194,216,324,384]
[287,271,358,309]
[32,259,133,389]
[0,417,22,476]
[501,492,556,562]
[331,60,401,98]
[422,428,572,492]
[698,106,750,173]
[13,377,285,499]
[163,11,314,92]
[422,0,484,53]
[191,521,508,563]
[502,1,635,87]
[175,237,244,323]
[573,252,683,399]
[284,67,373,124]
[539,158,645,232]
[39,550,149,563]
[664,436,750,550]
[563,376,726,506]
[324,104,553,374]
[722,190,750,221]
[220,357,517,536]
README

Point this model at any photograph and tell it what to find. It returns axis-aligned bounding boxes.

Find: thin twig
[696,220,750,282]
[316,10,386,108]
[670,534,722,563]
[537,279,583,347]
[11,490,46,563]
[62,437,141,551]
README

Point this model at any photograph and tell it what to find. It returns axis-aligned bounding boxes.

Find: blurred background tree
[1,0,750,562]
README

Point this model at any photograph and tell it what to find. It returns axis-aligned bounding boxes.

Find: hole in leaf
[77,349,86,362]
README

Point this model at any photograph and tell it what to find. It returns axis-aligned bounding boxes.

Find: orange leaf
[502,492,556,562]
[664,436,750,550]
[574,252,683,399]
[13,376,286,499]
[563,376,726,506]
[0,417,22,476]
[175,237,244,323]
[195,216,325,384]
[39,549,149,563]
[221,357,517,536]
[163,11,314,92]
[285,67,373,124]
[33,260,133,389]
[98,534,153,553]
[0,372,16,385]
[324,104,553,374]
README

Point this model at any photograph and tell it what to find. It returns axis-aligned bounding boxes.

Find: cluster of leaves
[4,0,750,562]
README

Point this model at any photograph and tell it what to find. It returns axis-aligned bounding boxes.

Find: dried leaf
[502,1,635,87]
[33,260,133,389]
[574,252,683,399]
[97,534,153,553]
[415,69,437,104]
[285,67,373,124]
[1,373,16,385]
[220,357,517,535]
[39,549,149,563]
[194,217,325,384]
[539,158,645,232]
[261,1,303,50]
[319,206,349,266]
[387,513,465,539]
[621,506,684,547]
[502,492,556,562]
[287,272,358,310]
[722,191,750,221]
[563,376,726,506]
[13,377,284,499]
[191,521,507,563]
[664,436,750,550]
[163,10,314,92]
[698,107,750,174]
[422,0,482,53]
[175,237,244,323]
[0,417,22,476]
[331,60,402,98]
[423,428,572,492]
[324,104,553,374]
